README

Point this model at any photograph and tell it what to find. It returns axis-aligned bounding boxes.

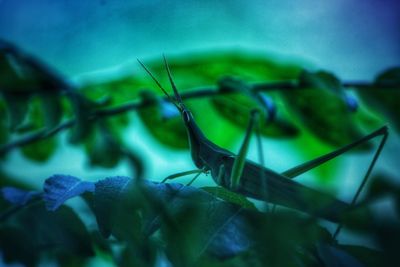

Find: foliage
[0,41,400,266]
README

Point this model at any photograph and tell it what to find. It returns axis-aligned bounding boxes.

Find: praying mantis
[137,56,388,235]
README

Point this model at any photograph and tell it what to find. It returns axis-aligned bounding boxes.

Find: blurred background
[0,0,400,266]
[0,0,399,186]
[0,0,398,78]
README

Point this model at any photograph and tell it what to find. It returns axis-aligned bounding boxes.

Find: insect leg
[333,127,388,239]
[186,167,208,186]
[254,113,270,211]
[216,164,225,185]
[161,169,204,183]
[281,126,388,179]
[279,126,388,239]
[230,109,260,189]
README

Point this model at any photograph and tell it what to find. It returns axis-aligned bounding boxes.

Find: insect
[137,56,388,236]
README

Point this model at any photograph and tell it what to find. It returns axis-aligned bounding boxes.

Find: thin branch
[0,80,397,155]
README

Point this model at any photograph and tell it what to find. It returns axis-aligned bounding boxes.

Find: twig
[0,80,396,155]
[0,120,75,155]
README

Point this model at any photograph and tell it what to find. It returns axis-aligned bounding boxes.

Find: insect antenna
[137,59,179,110]
[163,54,184,106]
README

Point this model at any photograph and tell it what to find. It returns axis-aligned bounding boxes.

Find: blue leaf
[43,174,95,211]
[199,204,251,259]
[143,182,252,258]
[0,187,40,206]
[92,177,252,257]
[94,176,133,238]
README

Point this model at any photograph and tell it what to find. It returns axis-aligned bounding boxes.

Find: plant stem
[0,80,395,155]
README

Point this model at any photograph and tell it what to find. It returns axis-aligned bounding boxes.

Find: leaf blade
[43,174,95,211]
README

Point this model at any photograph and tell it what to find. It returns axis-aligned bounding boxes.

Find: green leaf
[20,136,57,162]
[375,66,400,85]
[39,92,62,129]
[357,67,400,132]
[68,90,117,144]
[118,243,158,267]
[7,95,59,162]
[145,50,301,85]
[84,121,123,168]
[245,210,332,267]
[0,43,40,93]
[0,39,70,94]
[300,70,358,111]
[82,50,301,107]
[0,203,93,266]
[154,183,252,262]
[365,174,399,200]
[68,95,95,144]
[93,176,141,240]
[218,76,277,120]
[13,95,45,134]
[281,83,365,148]
[212,91,299,138]
[137,90,189,149]
[0,225,39,266]
[0,170,32,190]
[0,100,9,146]
[83,51,302,151]
[80,76,143,106]
[1,92,31,130]
[362,174,400,217]
[92,177,254,259]
[27,204,94,260]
